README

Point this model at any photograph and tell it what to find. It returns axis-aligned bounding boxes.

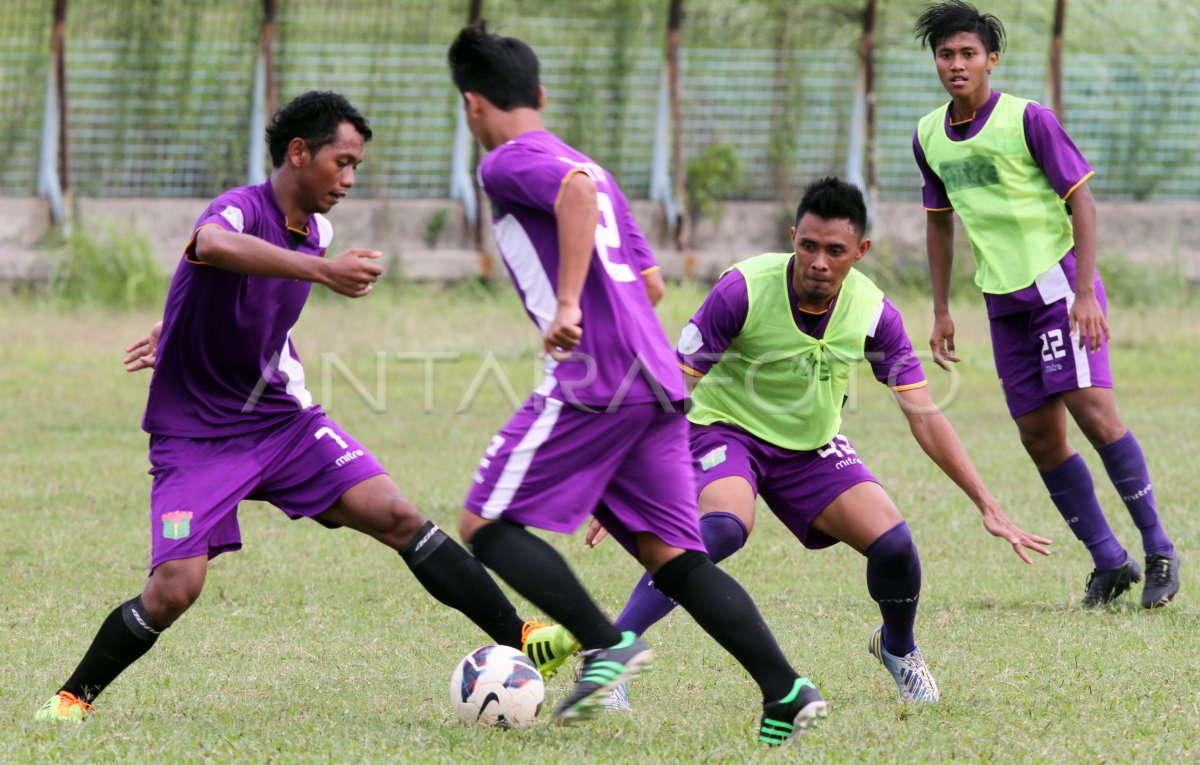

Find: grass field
[2,282,1198,763]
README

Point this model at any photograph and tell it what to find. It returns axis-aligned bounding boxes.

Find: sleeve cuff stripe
[553,168,588,213]
[1063,171,1095,200]
[184,222,227,265]
[891,380,929,392]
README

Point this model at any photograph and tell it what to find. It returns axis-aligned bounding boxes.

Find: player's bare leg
[322,475,533,649]
[36,555,206,722]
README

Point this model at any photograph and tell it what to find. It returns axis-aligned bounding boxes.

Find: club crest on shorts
[699,444,727,471]
[161,510,194,540]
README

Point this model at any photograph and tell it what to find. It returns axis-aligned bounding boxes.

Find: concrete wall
[4,195,1198,283]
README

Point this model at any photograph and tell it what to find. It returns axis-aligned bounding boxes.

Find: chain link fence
[3,0,1197,202]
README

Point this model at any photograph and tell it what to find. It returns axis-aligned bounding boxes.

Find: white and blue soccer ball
[449,645,545,728]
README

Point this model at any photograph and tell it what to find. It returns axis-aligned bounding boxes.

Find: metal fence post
[648,69,679,233]
[248,0,278,185]
[37,0,69,224]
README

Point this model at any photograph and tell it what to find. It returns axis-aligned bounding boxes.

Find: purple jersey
[142,181,332,437]
[913,91,1096,314]
[677,264,927,391]
[479,130,685,408]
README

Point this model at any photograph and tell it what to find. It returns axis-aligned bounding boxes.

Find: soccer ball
[449,645,545,728]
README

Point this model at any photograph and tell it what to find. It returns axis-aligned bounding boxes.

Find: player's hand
[584,518,609,548]
[929,313,960,370]
[982,509,1052,564]
[323,248,383,297]
[124,320,163,372]
[542,303,583,361]
[1068,290,1110,353]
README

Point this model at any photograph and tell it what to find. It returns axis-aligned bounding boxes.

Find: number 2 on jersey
[594,191,636,283]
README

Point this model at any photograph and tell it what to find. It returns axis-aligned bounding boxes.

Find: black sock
[469,520,620,650]
[61,595,166,703]
[652,551,797,701]
[400,521,526,648]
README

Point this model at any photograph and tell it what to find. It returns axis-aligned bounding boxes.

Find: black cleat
[1141,551,1180,609]
[758,678,828,746]
[553,631,652,725]
[1081,556,1142,607]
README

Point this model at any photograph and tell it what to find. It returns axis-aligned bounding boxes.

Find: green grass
[2,283,1199,763]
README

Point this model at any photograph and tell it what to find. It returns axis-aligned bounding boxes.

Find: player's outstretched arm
[124,320,163,372]
[926,210,959,369]
[894,386,1053,564]
[193,227,381,298]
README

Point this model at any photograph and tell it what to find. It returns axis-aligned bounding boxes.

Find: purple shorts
[689,422,879,549]
[464,394,705,556]
[989,287,1113,419]
[148,408,387,571]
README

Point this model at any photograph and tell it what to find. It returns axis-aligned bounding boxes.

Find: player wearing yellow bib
[590,178,1050,707]
[913,1,1179,609]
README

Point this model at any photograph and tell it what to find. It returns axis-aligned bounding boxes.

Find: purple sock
[1041,453,1127,570]
[865,521,920,657]
[1096,431,1173,557]
[614,511,748,636]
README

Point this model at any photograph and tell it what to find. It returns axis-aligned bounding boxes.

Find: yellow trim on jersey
[1062,170,1095,200]
[641,265,661,276]
[678,362,704,378]
[553,168,588,213]
[890,380,929,392]
[925,205,954,212]
[947,110,976,127]
[184,222,229,266]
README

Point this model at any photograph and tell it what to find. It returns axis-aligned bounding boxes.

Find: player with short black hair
[912,1,1179,608]
[594,177,1050,709]
[265,90,374,169]
[448,23,826,744]
[35,90,573,723]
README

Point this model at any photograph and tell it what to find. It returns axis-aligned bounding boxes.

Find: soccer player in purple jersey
[913,1,1179,608]
[448,24,826,743]
[35,91,574,724]
[590,178,1050,708]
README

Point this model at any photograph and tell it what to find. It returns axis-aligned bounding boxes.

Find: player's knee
[458,513,486,545]
[1018,428,1066,467]
[1072,409,1125,447]
[383,497,427,548]
[143,578,203,626]
[865,521,918,578]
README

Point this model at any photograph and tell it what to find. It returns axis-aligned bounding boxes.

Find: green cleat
[554,631,652,725]
[35,691,92,723]
[759,677,828,746]
[521,620,581,679]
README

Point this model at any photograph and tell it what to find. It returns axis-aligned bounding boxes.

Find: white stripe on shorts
[1065,291,1092,388]
[1035,260,1071,306]
[480,397,564,519]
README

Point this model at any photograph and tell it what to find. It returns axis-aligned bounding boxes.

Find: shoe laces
[520,619,546,649]
[891,652,938,700]
[58,691,93,714]
[1146,555,1173,586]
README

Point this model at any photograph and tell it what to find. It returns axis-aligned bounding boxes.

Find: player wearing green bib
[913,1,1179,609]
[591,179,1049,707]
